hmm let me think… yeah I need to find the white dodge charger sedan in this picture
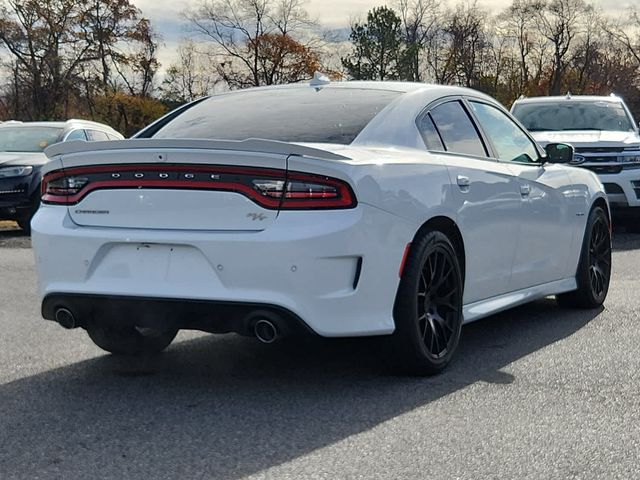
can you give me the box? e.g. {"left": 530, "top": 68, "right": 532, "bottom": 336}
{"left": 32, "top": 81, "right": 612, "bottom": 375}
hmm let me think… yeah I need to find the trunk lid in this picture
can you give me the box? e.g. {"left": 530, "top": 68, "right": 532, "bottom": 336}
{"left": 44, "top": 139, "right": 348, "bottom": 232}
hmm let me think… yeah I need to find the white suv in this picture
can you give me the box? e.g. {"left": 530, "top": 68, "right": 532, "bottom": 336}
{"left": 511, "top": 95, "right": 640, "bottom": 227}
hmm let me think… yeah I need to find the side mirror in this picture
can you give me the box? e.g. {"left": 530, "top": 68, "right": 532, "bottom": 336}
{"left": 545, "top": 143, "right": 574, "bottom": 164}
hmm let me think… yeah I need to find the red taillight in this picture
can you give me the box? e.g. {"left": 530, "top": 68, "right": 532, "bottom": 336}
{"left": 41, "top": 164, "right": 357, "bottom": 210}
{"left": 43, "top": 176, "right": 89, "bottom": 196}
{"left": 252, "top": 171, "right": 354, "bottom": 209}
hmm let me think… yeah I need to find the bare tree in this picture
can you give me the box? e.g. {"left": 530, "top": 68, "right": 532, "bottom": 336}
{"left": 112, "top": 18, "right": 160, "bottom": 96}
{"left": 0, "top": 0, "right": 94, "bottom": 118}
{"left": 421, "top": 1, "right": 490, "bottom": 86}
{"left": 605, "top": 8, "right": 640, "bottom": 68}
{"left": 82, "top": 0, "right": 143, "bottom": 91}
{"left": 535, "top": 0, "right": 592, "bottom": 95}
{"left": 397, "top": 0, "right": 440, "bottom": 81}
{"left": 0, "top": 0, "right": 161, "bottom": 120}
{"left": 484, "top": 21, "right": 511, "bottom": 100}
{"left": 185, "top": 0, "right": 321, "bottom": 88}
{"left": 571, "top": 7, "right": 603, "bottom": 93}
{"left": 444, "top": 1, "right": 490, "bottom": 88}
{"left": 499, "top": 0, "right": 546, "bottom": 93}
{"left": 161, "top": 40, "right": 221, "bottom": 103}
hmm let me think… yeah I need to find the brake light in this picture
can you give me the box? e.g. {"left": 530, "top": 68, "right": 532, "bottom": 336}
{"left": 43, "top": 176, "right": 89, "bottom": 196}
{"left": 252, "top": 180, "right": 338, "bottom": 199}
{"left": 41, "top": 164, "right": 356, "bottom": 210}
{"left": 253, "top": 171, "right": 354, "bottom": 208}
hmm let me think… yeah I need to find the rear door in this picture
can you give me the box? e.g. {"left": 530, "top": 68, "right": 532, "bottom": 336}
{"left": 467, "top": 99, "right": 575, "bottom": 288}
{"left": 421, "top": 99, "right": 522, "bottom": 304}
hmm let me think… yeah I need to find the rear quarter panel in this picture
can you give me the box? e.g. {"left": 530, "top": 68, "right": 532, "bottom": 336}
{"left": 289, "top": 148, "right": 454, "bottom": 231}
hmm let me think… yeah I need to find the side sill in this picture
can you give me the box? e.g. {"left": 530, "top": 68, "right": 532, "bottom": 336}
{"left": 462, "top": 278, "right": 577, "bottom": 324}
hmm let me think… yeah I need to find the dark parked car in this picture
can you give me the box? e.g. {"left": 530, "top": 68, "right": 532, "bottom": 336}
{"left": 0, "top": 120, "right": 123, "bottom": 233}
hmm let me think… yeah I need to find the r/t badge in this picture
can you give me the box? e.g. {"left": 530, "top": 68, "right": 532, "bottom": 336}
{"left": 247, "top": 213, "right": 268, "bottom": 221}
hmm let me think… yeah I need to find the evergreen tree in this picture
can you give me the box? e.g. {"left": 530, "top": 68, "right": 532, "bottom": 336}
{"left": 342, "top": 6, "right": 409, "bottom": 81}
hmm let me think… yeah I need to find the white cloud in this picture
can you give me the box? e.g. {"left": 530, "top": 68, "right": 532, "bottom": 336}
{"left": 143, "top": 0, "right": 633, "bottom": 68}
{"left": 140, "top": 0, "right": 626, "bottom": 25}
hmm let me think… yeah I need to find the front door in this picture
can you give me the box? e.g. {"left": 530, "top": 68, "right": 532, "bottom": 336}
{"left": 466, "top": 99, "right": 574, "bottom": 290}
{"left": 507, "top": 163, "right": 574, "bottom": 289}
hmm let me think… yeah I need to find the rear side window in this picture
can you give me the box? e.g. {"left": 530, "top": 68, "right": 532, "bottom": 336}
{"left": 65, "top": 129, "right": 87, "bottom": 141}
{"left": 87, "top": 130, "right": 109, "bottom": 141}
{"left": 429, "top": 101, "right": 488, "bottom": 157}
{"left": 418, "top": 114, "right": 445, "bottom": 151}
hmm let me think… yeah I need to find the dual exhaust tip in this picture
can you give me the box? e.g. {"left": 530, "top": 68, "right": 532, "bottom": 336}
{"left": 253, "top": 317, "right": 280, "bottom": 344}
{"left": 248, "top": 310, "right": 285, "bottom": 344}
{"left": 54, "top": 307, "right": 77, "bottom": 329}
{"left": 54, "top": 306, "right": 284, "bottom": 343}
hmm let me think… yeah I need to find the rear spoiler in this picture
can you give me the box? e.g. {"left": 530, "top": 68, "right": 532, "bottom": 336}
{"left": 45, "top": 138, "right": 349, "bottom": 162}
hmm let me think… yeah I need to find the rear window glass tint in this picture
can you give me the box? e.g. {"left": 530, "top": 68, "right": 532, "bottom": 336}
{"left": 152, "top": 87, "right": 402, "bottom": 144}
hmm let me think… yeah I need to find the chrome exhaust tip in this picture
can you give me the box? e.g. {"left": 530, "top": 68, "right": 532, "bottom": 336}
{"left": 54, "top": 307, "right": 76, "bottom": 329}
{"left": 254, "top": 319, "right": 278, "bottom": 344}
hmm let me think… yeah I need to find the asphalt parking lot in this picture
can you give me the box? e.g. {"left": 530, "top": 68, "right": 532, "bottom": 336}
{"left": 1, "top": 221, "right": 639, "bottom": 479}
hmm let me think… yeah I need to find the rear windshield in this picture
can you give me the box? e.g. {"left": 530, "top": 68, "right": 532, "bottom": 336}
{"left": 152, "top": 87, "right": 402, "bottom": 144}
{"left": 512, "top": 101, "right": 635, "bottom": 132}
{"left": 0, "top": 126, "right": 63, "bottom": 152}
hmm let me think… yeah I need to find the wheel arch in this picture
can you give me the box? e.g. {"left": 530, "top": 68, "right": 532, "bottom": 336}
{"left": 591, "top": 196, "right": 610, "bottom": 226}
{"left": 411, "top": 216, "right": 466, "bottom": 284}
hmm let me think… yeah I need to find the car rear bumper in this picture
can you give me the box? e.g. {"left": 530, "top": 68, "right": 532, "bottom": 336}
{"left": 32, "top": 203, "right": 415, "bottom": 337}
{"left": 42, "top": 293, "right": 315, "bottom": 336}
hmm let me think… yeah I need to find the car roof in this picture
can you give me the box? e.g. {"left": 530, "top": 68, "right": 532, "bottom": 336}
{"left": 0, "top": 119, "right": 120, "bottom": 133}
{"left": 207, "top": 80, "right": 494, "bottom": 99}
{"left": 513, "top": 95, "right": 624, "bottom": 105}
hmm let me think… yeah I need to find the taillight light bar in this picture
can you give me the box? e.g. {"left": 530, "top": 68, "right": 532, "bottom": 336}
{"left": 41, "top": 164, "right": 357, "bottom": 210}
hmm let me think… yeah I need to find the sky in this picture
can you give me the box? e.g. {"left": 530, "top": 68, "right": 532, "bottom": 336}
{"left": 134, "top": 0, "right": 633, "bottom": 69}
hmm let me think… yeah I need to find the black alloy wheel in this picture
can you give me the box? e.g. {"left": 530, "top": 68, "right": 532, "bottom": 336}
{"left": 587, "top": 214, "right": 611, "bottom": 302}
{"left": 417, "top": 248, "right": 461, "bottom": 359}
{"left": 391, "top": 230, "right": 464, "bottom": 375}
{"left": 557, "top": 206, "right": 611, "bottom": 308}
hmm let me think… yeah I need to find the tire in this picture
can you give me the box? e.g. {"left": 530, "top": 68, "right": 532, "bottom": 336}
{"left": 16, "top": 195, "right": 40, "bottom": 235}
{"left": 390, "top": 230, "right": 464, "bottom": 376}
{"left": 86, "top": 325, "right": 178, "bottom": 356}
{"left": 557, "top": 206, "right": 611, "bottom": 308}
{"left": 16, "top": 217, "right": 31, "bottom": 235}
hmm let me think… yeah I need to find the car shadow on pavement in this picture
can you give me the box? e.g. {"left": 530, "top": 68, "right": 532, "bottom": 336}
{"left": 611, "top": 231, "right": 640, "bottom": 252}
{"left": 0, "top": 298, "right": 602, "bottom": 479}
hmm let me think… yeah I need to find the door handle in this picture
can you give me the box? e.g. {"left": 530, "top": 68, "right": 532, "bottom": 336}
{"left": 520, "top": 184, "right": 531, "bottom": 197}
{"left": 457, "top": 175, "right": 470, "bottom": 191}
